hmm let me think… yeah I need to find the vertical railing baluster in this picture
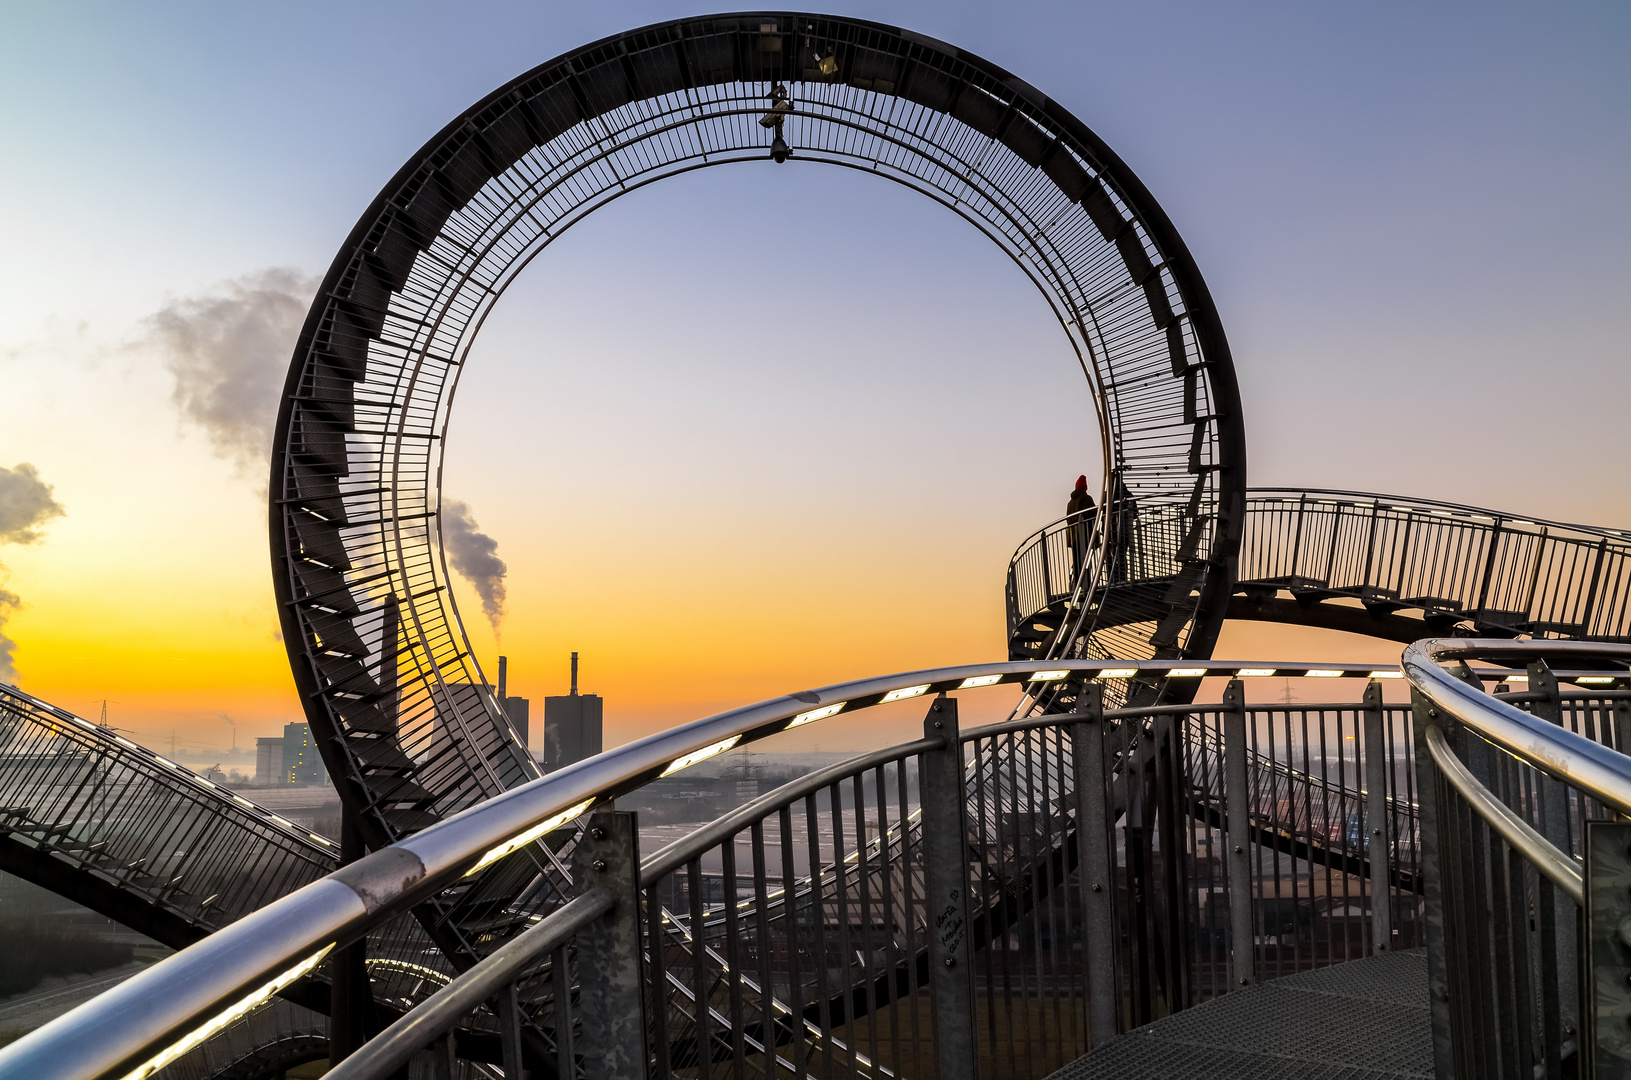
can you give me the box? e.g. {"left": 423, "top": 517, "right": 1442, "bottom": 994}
{"left": 827, "top": 778, "right": 858, "bottom": 1080}
{"left": 553, "top": 942, "right": 576, "bottom": 1080}
{"left": 1222, "top": 680, "right": 1255, "bottom": 991}
{"left": 921, "top": 694, "right": 976, "bottom": 1080}
{"left": 646, "top": 883, "right": 671, "bottom": 1080}
{"left": 720, "top": 835, "right": 747, "bottom": 1077}
{"left": 749, "top": 822, "right": 775, "bottom": 1080}
{"left": 871, "top": 762, "right": 904, "bottom": 1078}
{"left": 896, "top": 757, "right": 924, "bottom": 1080}
{"left": 495, "top": 982, "right": 525, "bottom": 1080}
{"left": 778, "top": 805, "right": 806, "bottom": 1080}
{"left": 687, "top": 860, "right": 713, "bottom": 1080}
{"left": 804, "top": 793, "right": 832, "bottom": 1080}
{"left": 1462, "top": 737, "right": 1499, "bottom": 1078}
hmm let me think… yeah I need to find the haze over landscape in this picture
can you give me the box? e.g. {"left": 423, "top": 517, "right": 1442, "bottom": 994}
{"left": 1, "top": 1, "right": 1626, "bottom": 757}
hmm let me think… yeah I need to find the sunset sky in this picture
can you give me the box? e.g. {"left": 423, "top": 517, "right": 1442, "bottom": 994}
{"left": 1, "top": 2, "right": 1626, "bottom": 756}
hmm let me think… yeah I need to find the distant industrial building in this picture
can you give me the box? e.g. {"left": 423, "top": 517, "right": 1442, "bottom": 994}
{"left": 497, "top": 655, "right": 530, "bottom": 747}
{"left": 255, "top": 737, "right": 281, "bottom": 785}
{"left": 254, "top": 723, "right": 328, "bottom": 787}
{"left": 543, "top": 652, "right": 602, "bottom": 772}
{"left": 283, "top": 722, "right": 325, "bottom": 786}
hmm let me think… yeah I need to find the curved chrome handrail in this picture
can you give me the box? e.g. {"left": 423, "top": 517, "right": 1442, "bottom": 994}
{"left": 1421, "top": 724, "right": 1583, "bottom": 904}
{"left": 1, "top": 655, "right": 1584, "bottom": 1080}
{"left": 1402, "top": 639, "right": 1631, "bottom": 816}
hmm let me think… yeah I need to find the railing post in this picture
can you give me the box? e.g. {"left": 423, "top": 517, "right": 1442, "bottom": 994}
{"left": 330, "top": 808, "right": 378, "bottom": 1068}
{"left": 1530, "top": 659, "right": 1581, "bottom": 1038}
{"left": 1362, "top": 680, "right": 1394, "bottom": 953}
{"left": 1585, "top": 821, "right": 1631, "bottom": 1076}
{"left": 427, "top": 1033, "right": 457, "bottom": 1080}
{"left": 1071, "top": 683, "right": 1118, "bottom": 1045}
{"left": 922, "top": 694, "right": 976, "bottom": 1080}
{"left": 1412, "top": 685, "right": 1457, "bottom": 1079}
{"left": 575, "top": 810, "right": 648, "bottom": 1080}
{"left": 1222, "top": 679, "right": 1255, "bottom": 990}
{"left": 494, "top": 984, "right": 525, "bottom": 1080}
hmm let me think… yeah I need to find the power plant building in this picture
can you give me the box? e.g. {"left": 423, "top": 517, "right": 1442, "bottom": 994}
{"left": 543, "top": 652, "right": 602, "bottom": 772}
{"left": 497, "top": 655, "right": 530, "bottom": 747}
{"left": 255, "top": 723, "right": 327, "bottom": 787}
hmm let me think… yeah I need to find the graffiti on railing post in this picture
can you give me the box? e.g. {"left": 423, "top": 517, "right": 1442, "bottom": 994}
{"left": 1221, "top": 679, "right": 1255, "bottom": 989}
{"left": 1361, "top": 681, "right": 1393, "bottom": 953}
{"left": 577, "top": 812, "right": 647, "bottom": 1080}
{"left": 1071, "top": 683, "right": 1118, "bottom": 1045}
{"left": 921, "top": 694, "right": 976, "bottom": 1080}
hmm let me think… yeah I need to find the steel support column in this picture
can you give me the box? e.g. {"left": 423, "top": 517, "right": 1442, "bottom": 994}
{"left": 1362, "top": 680, "right": 1394, "bottom": 953}
{"left": 922, "top": 694, "right": 976, "bottom": 1080}
{"left": 330, "top": 809, "right": 378, "bottom": 1068}
{"left": 1412, "top": 686, "right": 1457, "bottom": 1079}
{"left": 575, "top": 811, "right": 647, "bottom": 1080}
{"left": 1222, "top": 679, "right": 1255, "bottom": 989}
{"left": 1071, "top": 683, "right": 1118, "bottom": 1045}
{"left": 1530, "top": 659, "right": 1581, "bottom": 1037}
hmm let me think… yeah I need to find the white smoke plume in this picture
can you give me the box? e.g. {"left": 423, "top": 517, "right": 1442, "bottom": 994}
{"left": 148, "top": 268, "right": 318, "bottom": 478}
{"left": 0, "top": 463, "right": 65, "bottom": 544}
{"left": 441, "top": 499, "right": 507, "bottom": 638}
{"left": 0, "top": 462, "right": 66, "bottom": 683}
{"left": 0, "top": 587, "right": 21, "bottom": 686}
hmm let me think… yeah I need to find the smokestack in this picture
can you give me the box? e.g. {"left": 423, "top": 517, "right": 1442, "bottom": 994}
{"left": 498, "top": 655, "right": 508, "bottom": 701}
{"left": 570, "top": 652, "right": 578, "bottom": 697}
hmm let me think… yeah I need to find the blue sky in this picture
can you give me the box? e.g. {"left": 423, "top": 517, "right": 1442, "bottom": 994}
{"left": 4, "top": 2, "right": 1626, "bottom": 508}
{"left": 0, "top": 2, "right": 1626, "bottom": 747}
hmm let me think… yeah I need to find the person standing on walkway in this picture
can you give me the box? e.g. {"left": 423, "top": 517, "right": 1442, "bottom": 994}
{"left": 1066, "top": 475, "right": 1097, "bottom": 583}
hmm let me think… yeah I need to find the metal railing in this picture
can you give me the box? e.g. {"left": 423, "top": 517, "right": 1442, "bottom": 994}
{"left": 1243, "top": 490, "right": 1631, "bottom": 638}
{"left": 297, "top": 674, "right": 1436, "bottom": 1080}
{"left": 1007, "top": 490, "right": 1631, "bottom": 673}
{"left": 0, "top": 684, "right": 338, "bottom": 939}
{"left": 21, "top": 652, "right": 1628, "bottom": 1079}
{"left": 4, "top": 660, "right": 1435, "bottom": 1080}
{"left": 1404, "top": 638, "right": 1631, "bottom": 1079}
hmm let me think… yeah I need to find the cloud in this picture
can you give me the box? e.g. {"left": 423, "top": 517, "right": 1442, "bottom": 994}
{"left": 0, "top": 462, "right": 65, "bottom": 684}
{"left": 147, "top": 268, "right": 318, "bottom": 477}
{"left": 0, "top": 588, "right": 19, "bottom": 684}
{"left": 0, "top": 463, "right": 65, "bottom": 544}
{"left": 441, "top": 499, "right": 507, "bottom": 637}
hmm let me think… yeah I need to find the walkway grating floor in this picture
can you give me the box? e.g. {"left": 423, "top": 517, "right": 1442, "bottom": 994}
{"left": 1046, "top": 950, "right": 1432, "bottom": 1080}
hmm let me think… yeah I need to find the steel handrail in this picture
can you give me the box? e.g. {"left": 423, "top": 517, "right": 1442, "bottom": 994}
{"left": 1248, "top": 488, "right": 1630, "bottom": 541}
{"left": 640, "top": 736, "right": 944, "bottom": 886}
{"left": 2, "top": 658, "right": 1361, "bottom": 1080}
{"left": 323, "top": 888, "right": 613, "bottom": 1080}
{"left": 12, "top": 653, "right": 1606, "bottom": 1079}
{"left": 1422, "top": 724, "right": 1583, "bottom": 904}
{"left": 1402, "top": 639, "right": 1631, "bottom": 816}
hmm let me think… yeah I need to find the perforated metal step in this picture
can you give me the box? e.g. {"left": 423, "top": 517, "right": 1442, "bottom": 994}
{"left": 1048, "top": 950, "right": 1432, "bottom": 1080}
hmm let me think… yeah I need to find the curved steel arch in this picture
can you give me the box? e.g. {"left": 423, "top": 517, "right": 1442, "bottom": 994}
{"left": 270, "top": 11, "right": 1246, "bottom": 852}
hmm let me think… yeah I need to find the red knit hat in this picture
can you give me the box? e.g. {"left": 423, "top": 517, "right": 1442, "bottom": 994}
{"left": 1075, "top": 475, "right": 1088, "bottom": 491}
